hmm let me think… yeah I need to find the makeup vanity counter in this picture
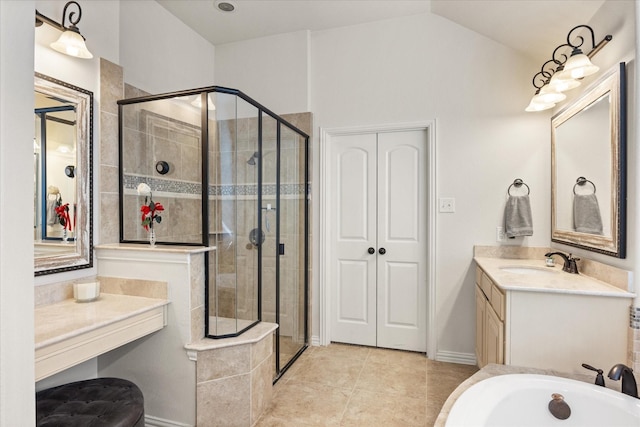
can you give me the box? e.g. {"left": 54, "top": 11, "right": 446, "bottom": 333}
{"left": 474, "top": 253, "right": 634, "bottom": 375}
{"left": 35, "top": 293, "right": 169, "bottom": 381}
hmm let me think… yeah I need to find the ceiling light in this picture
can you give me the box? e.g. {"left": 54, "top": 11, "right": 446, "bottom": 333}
{"left": 35, "top": 1, "right": 93, "bottom": 59}
{"left": 215, "top": 1, "right": 236, "bottom": 13}
{"left": 525, "top": 25, "right": 611, "bottom": 112}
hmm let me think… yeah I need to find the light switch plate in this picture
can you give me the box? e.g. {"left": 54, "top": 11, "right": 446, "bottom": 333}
{"left": 439, "top": 197, "right": 455, "bottom": 213}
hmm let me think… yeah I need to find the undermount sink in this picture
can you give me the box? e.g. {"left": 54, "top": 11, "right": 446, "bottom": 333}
{"left": 499, "top": 266, "right": 558, "bottom": 275}
{"left": 446, "top": 374, "right": 640, "bottom": 426}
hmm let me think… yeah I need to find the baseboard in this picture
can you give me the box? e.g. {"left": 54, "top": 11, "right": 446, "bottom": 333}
{"left": 435, "top": 350, "right": 477, "bottom": 366}
{"left": 311, "top": 335, "right": 321, "bottom": 346}
{"left": 145, "top": 415, "right": 193, "bottom": 427}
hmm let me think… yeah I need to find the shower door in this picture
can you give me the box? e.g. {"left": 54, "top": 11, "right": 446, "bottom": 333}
{"left": 261, "top": 114, "right": 308, "bottom": 378}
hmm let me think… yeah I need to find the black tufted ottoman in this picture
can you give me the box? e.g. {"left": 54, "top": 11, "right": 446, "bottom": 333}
{"left": 36, "top": 377, "right": 144, "bottom": 427}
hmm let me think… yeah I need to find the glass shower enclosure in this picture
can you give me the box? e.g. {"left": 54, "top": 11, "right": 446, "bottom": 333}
{"left": 118, "top": 86, "right": 309, "bottom": 380}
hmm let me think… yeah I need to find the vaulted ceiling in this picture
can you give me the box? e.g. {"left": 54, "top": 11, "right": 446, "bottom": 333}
{"left": 157, "top": 0, "right": 605, "bottom": 62}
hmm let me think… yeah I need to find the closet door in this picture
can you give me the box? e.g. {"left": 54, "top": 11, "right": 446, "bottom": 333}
{"left": 376, "top": 130, "right": 427, "bottom": 351}
{"left": 329, "top": 130, "right": 427, "bottom": 352}
{"left": 330, "top": 133, "right": 378, "bottom": 346}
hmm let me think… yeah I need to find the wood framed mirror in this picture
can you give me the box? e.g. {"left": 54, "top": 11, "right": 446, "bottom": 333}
{"left": 551, "top": 63, "right": 626, "bottom": 258}
{"left": 34, "top": 73, "right": 93, "bottom": 275}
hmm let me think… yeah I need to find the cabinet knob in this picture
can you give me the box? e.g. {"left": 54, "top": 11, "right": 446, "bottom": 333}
{"left": 378, "top": 248, "right": 386, "bottom": 255}
{"left": 368, "top": 247, "right": 375, "bottom": 255}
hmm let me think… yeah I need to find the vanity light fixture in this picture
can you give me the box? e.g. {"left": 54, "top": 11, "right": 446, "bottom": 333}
{"left": 35, "top": 1, "right": 93, "bottom": 59}
{"left": 525, "top": 25, "right": 611, "bottom": 112}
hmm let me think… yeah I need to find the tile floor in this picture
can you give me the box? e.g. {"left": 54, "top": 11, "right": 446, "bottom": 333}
{"left": 256, "top": 343, "right": 478, "bottom": 426}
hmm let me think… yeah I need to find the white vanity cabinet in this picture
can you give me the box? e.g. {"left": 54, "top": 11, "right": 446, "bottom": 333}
{"left": 475, "top": 268, "right": 505, "bottom": 368}
{"left": 474, "top": 260, "right": 633, "bottom": 374}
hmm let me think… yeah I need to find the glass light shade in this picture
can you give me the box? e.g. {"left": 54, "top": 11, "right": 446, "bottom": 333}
{"left": 557, "top": 50, "right": 599, "bottom": 80}
{"left": 50, "top": 29, "right": 93, "bottom": 59}
{"left": 532, "top": 85, "right": 566, "bottom": 104}
{"left": 548, "top": 72, "right": 581, "bottom": 92}
{"left": 525, "top": 98, "right": 555, "bottom": 112}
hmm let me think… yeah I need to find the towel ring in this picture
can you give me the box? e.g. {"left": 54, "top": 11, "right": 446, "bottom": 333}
{"left": 507, "top": 178, "right": 530, "bottom": 196}
{"left": 573, "top": 177, "right": 596, "bottom": 195}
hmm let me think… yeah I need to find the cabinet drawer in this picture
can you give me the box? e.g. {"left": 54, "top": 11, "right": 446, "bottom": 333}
{"left": 490, "top": 283, "right": 505, "bottom": 321}
{"left": 475, "top": 267, "right": 483, "bottom": 287}
{"left": 480, "top": 272, "right": 493, "bottom": 298}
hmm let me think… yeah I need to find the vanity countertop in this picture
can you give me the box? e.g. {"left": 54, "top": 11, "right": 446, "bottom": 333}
{"left": 35, "top": 293, "right": 169, "bottom": 381}
{"left": 474, "top": 257, "right": 635, "bottom": 298}
{"left": 35, "top": 293, "right": 169, "bottom": 348}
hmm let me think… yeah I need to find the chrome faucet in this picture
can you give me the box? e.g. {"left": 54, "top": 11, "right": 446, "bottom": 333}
{"left": 544, "top": 251, "right": 580, "bottom": 274}
{"left": 608, "top": 363, "right": 638, "bottom": 398}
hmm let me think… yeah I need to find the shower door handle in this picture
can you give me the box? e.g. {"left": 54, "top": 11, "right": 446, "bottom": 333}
{"left": 368, "top": 247, "right": 375, "bottom": 255}
{"left": 378, "top": 248, "right": 386, "bottom": 255}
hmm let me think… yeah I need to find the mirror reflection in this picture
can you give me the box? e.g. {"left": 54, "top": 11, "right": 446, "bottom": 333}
{"left": 551, "top": 63, "right": 626, "bottom": 258}
{"left": 34, "top": 73, "right": 93, "bottom": 275}
{"left": 35, "top": 93, "right": 77, "bottom": 245}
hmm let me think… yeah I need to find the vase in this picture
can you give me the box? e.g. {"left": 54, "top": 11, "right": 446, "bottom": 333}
{"left": 149, "top": 228, "right": 156, "bottom": 246}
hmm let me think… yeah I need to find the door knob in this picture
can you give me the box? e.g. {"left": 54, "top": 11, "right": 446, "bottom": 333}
{"left": 378, "top": 248, "right": 386, "bottom": 255}
{"left": 368, "top": 247, "right": 375, "bottom": 254}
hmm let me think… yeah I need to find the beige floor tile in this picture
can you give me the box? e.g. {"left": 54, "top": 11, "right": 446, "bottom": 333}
{"left": 258, "top": 380, "right": 352, "bottom": 426}
{"left": 260, "top": 344, "right": 478, "bottom": 426}
{"left": 356, "top": 356, "right": 427, "bottom": 398}
{"left": 341, "top": 388, "right": 428, "bottom": 426}
{"left": 287, "top": 351, "right": 366, "bottom": 389}
{"left": 366, "top": 347, "right": 427, "bottom": 369}
{"left": 426, "top": 360, "right": 478, "bottom": 402}
{"left": 310, "top": 342, "right": 372, "bottom": 360}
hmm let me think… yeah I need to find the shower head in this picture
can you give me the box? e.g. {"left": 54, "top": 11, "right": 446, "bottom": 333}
{"left": 247, "top": 152, "right": 259, "bottom": 165}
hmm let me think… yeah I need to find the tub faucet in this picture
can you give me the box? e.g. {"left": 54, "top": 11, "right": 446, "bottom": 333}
{"left": 544, "top": 251, "right": 580, "bottom": 274}
{"left": 607, "top": 363, "right": 638, "bottom": 398}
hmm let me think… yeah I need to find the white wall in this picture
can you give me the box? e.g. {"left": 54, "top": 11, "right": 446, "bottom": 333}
{"left": 120, "top": 0, "right": 216, "bottom": 94}
{"left": 215, "top": 30, "right": 310, "bottom": 113}
{"left": 0, "top": 1, "right": 37, "bottom": 423}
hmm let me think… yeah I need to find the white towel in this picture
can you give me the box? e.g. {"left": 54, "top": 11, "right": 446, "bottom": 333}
{"left": 46, "top": 199, "right": 58, "bottom": 225}
{"left": 573, "top": 193, "right": 603, "bottom": 235}
{"left": 504, "top": 195, "right": 533, "bottom": 238}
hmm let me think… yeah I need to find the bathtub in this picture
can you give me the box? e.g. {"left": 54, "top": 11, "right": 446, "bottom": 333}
{"left": 445, "top": 374, "right": 640, "bottom": 426}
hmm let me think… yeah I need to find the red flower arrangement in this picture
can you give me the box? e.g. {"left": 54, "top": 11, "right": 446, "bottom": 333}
{"left": 55, "top": 202, "right": 72, "bottom": 231}
{"left": 140, "top": 200, "right": 164, "bottom": 231}
{"left": 137, "top": 183, "right": 164, "bottom": 231}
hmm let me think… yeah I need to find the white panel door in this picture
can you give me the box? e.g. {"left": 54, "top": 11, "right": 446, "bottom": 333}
{"left": 330, "top": 133, "right": 378, "bottom": 346}
{"left": 376, "top": 130, "right": 427, "bottom": 351}
{"left": 330, "top": 130, "right": 427, "bottom": 352}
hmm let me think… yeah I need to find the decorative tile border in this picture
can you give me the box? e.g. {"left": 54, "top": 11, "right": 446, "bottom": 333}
{"left": 124, "top": 174, "right": 308, "bottom": 197}
{"left": 631, "top": 306, "right": 640, "bottom": 329}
